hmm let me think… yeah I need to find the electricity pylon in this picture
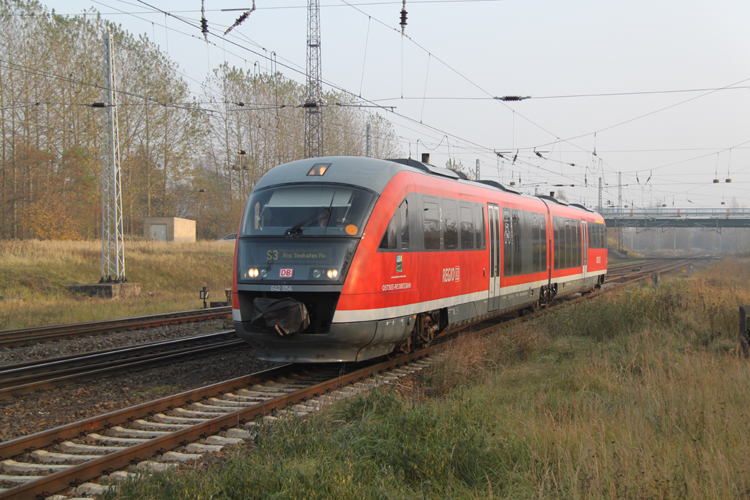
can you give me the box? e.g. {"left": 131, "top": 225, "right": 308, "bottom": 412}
{"left": 100, "top": 33, "right": 126, "bottom": 283}
{"left": 304, "top": 0, "right": 323, "bottom": 158}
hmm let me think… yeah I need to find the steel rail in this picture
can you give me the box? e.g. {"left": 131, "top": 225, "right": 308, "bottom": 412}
{"left": 0, "top": 331, "right": 238, "bottom": 380}
{"left": 0, "top": 307, "right": 231, "bottom": 348}
{"left": 0, "top": 339, "right": 246, "bottom": 399}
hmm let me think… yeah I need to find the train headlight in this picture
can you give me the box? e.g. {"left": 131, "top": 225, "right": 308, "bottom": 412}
{"left": 248, "top": 268, "right": 259, "bottom": 278}
{"left": 327, "top": 269, "right": 338, "bottom": 279}
{"left": 313, "top": 269, "right": 321, "bottom": 278}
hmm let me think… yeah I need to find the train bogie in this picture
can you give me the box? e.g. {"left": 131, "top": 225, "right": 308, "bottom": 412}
{"left": 232, "top": 156, "right": 607, "bottom": 362}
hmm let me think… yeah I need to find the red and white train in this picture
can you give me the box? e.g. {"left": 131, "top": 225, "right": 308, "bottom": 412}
{"left": 231, "top": 156, "right": 607, "bottom": 362}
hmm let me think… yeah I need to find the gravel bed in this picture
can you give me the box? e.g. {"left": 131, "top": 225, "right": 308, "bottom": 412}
{"left": 0, "top": 318, "right": 232, "bottom": 366}
{"left": 0, "top": 320, "right": 278, "bottom": 443}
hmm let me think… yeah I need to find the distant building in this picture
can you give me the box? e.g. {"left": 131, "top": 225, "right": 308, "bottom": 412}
{"left": 143, "top": 217, "right": 196, "bottom": 242}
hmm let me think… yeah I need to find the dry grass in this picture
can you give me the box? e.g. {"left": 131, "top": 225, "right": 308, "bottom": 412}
{"left": 0, "top": 239, "right": 234, "bottom": 329}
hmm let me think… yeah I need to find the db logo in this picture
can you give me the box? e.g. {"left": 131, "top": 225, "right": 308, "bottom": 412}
{"left": 279, "top": 268, "right": 294, "bottom": 278}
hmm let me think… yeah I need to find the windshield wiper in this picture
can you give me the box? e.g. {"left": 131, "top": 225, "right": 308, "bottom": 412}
{"left": 285, "top": 207, "right": 331, "bottom": 237}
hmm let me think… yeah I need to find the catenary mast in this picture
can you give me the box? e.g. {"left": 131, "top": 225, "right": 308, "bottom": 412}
{"left": 100, "top": 33, "right": 125, "bottom": 283}
{"left": 304, "top": 0, "right": 323, "bottom": 158}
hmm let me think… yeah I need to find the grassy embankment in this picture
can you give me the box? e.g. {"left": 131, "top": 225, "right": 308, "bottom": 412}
{"left": 0, "top": 240, "right": 234, "bottom": 330}
{"left": 109, "top": 257, "right": 750, "bottom": 499}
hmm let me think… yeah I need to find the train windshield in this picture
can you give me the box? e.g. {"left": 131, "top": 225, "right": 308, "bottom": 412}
{"left": 241, "top": 184, "right": 376, "bottom": 237}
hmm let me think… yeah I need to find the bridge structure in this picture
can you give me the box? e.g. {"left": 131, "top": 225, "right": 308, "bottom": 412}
{"left": 600, "top": 207, "right": 750, "bottom": 229}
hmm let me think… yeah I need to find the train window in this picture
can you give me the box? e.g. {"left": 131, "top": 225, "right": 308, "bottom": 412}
{"left": 540, "top": 216, "right": 547, "bottom": 270}
{"left": 503, "top": 208, "right": 512, "bottom": 276}
{"left": 400, "top": 200, "right": 410, "bottom": 250}
{"left": 423, "top": 198, "right": 440, "bottom": 250}
{"left": 443, "top": 200, "right": 458, "bottom": 250}
{"left": 379, "top": 212, "right": 398, "bottom": 249}
{"left": 512, "top": 212, "right": 522, "bottom": 275}
{"left": 475, "top": 205, "right": 486, "bottom": 249}
{"left": 570, "top": 220, "right": 581, "bottom": 267}
{"left": 460, "top": 206, "right": 474, "bottom": 249}
{"left": 568, "top": 222, "right": 572, "bottom": 267}
{"left": 241, "top": 184, "right": 375, "bottom": 237}
{"left": 532, "top": 216, "right": 540, "bottom": 273}
{"left": 553, "top": 217, "right": 560, "bottom": 269}
{"left": 589, "top": 222, "right": 606, "bottom": 249}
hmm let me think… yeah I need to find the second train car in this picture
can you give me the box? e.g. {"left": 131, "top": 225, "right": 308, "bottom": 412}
{"left": 231, "top": 156, "right": 607, "bottom": 362}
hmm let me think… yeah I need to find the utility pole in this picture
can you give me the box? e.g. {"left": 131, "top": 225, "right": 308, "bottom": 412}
{"left": 475, "top": 159, "right": 480, "bottom": 180}
{"left": 304, "top": 0, "right": 323, "bottom": 158}
{"left": 101, "top": 33, "right": 125, "bottom": 283}
{"left": 598, "top": 177, "right": 602, "bottom": 213}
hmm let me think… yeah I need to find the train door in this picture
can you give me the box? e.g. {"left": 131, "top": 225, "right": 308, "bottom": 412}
{"left": 487, "top": 204, "right": 501, "bottom": 311}
{"left": 581, "top": 220, "right": 588, "bottom": 278}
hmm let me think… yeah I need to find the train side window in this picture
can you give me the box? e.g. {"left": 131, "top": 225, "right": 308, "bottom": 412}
{"left": 503, "top": 208, "right": 512, "bottom": 276}
{"left": 460, "top": 205, "right": 474, "bottom": 249}
{"left": 565, "top": 220, "right": 572, "bottom": 269}
{"left": 443, "top": 199, "right": 458, "bottom": 250}
{"left": 553, "top": 217, "right": 560, "bottom": 269}
{"left": 512, "top": 211, "right": 522, "bottom": 275}
{"left": 532, "top": 215, "right": 540, "bottom": 273}
{"left": 423, "top": 198, "right": 440, "bottom": 250}
{"left": 379, "top": 211, "right": 398, "bottom": 250}
{"left": 570, "top": 220, "right": 581, "bottom": 267}
{"left": 399, "top": 200, "right": 410, "bottom": 250}
{"left": 540, "top": 215, "right": 547, "bottom": 270}
{"left": 475, "top": 205, "right": 485, "bottom": 249}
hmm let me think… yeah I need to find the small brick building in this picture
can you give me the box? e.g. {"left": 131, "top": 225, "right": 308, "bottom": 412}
{"left": 143, "top": 217, "right": 196, "bottom": 242}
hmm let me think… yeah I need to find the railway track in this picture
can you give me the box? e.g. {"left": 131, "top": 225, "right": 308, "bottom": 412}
{"left": 0, "top": 307, "right": 231, "bottom": 348}
{"left": 0, "top": 258, "right": 705, "bottom": 498}
{"left": 606, "top": 257, "right": 697, "bottom": 283}
{"left": 0, "top": 353, "right": 442, "bottom": 499}
{"left": 0, "top": 332, "right": 245, "bottom": 400}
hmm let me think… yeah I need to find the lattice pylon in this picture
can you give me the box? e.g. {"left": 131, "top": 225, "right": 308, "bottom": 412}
{"left": 101, "top": 33, "right": 126, "bottom": 283}
{"left": 304, "top": 0, "right": 323, "bottom": 159}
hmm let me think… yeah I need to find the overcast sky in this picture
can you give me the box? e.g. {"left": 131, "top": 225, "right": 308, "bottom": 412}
{"left": 43, "top": 0, "right": 750, "bottom": 211}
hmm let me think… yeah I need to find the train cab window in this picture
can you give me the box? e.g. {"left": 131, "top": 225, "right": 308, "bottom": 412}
{"left": 460, "top": 205, "right": 474, "bottom": 249}
{"left": 399, "top": 200, "right": 410, "bottom": 250}
{"left": 423, "top": 198, "right": 440, "bottom": 250}
{"left": 474, "top": 205, "right": 486, "bottom": 249}
{"left": 589, "top": 222, "right": 606, "bottom": 249}
{"left": 379, "top": 199, "right": 411, "bottom": 251}
{"left": 379, "top": 212, "right": 398, "bottom": 249}
{"left": 442, "top": 200, "right": 458, "bottom": 250}
{"left": 242, "top": 184, "right": 375, "bottom": 237}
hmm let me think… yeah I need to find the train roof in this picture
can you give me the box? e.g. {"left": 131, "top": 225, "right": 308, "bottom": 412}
{"left": 255, "top": 156, "right": 601, "bottom": 217}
